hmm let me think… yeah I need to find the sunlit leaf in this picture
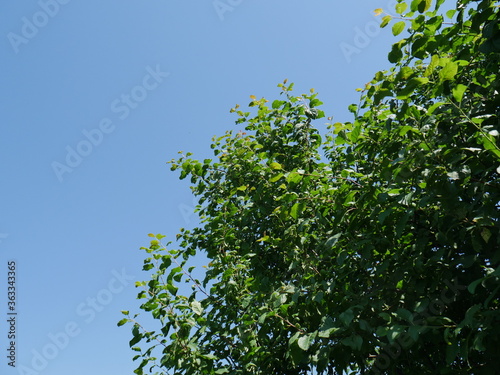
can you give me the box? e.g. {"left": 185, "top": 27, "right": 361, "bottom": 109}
{"left": 392, "top": 21, "right": 406, "bottom": 36}
{"left": 380, "top": 15, "right": 392, "bottom": 28}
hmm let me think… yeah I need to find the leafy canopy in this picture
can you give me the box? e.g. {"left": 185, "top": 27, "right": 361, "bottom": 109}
{"left": 119, "top": 0, "right": 500, "bottom": 374}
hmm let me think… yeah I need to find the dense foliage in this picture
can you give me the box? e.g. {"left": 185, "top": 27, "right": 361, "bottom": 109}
{"left": 119, "top": 0, "right": 500, "bottom": 373}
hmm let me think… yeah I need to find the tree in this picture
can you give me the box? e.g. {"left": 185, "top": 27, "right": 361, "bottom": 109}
{"left": 119, "top": 0, "right": 500, "bottom": 373}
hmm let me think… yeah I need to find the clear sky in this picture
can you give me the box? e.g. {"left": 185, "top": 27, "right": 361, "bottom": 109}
{"left": 1, "top": 1, "right": 401, "bottom": 374}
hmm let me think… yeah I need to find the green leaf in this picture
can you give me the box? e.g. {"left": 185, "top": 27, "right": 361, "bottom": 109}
{"left": 286, "top": 172, "right": 303, "bottom": 184}
{"left": 117, "top": 318, "right": 129, "bottom": 327}
{"left": 395, "top": 308, "right": 413, "bottom": 322}
{"left": 272, "top": 100, "right": 284, "bottom": 109}
{"left": 379, "top": 312, "right": 391, "bottom": 322}
{"left": 298, "top": 334, "right": 313, "bottom": 351}
{"left": 411, "top": 0, "right": 431, "bottom": 13}
{"left": 380, "top": 15, "right": 392, "bottom": 28}
{"left": 290, "top": 202, "right": 305, "bottom": 219}
{"left": 378, "top": 209, "right": 393, "bottom": 224}
{"left": 270, "top": 162, "right": 283, "bottom": 170}
{"left": 340, "top": 309, "right": 354, "bottom": 326}
{"left": 376, "top": 326, "right": 388, "bottom": 337}
{"left": 481, "top": 228, "right": 492, "bottom": 243}
{"left": 395, "top": 3, "right": 408, "bottom": 14}
{"left": 341, "top": 335, "right": 363, "bottom": 350}
{"left": 387, "top": 325, "right": 405, "bottom": 343}
{"left": 388, "top": 189, "right": 401, "bottom": 196}
{"left": 143, "top": 263, "right": 154, "bottom": 271}
{"left": 129, "top": 326, "right": 143, "bottom": 347}
{"left": 411, "top": 14, "right": 426, "bottom": 30}
{"left": 473, "top": 333, "right": 486, "bottom": 351}
{"left": 439, "top": 61, "right": 458, "bottom": 81}
{"left": 392, "top": 21, "right": 406, "bottom": 36}
{"left": 424, "top": 54, "right": 440, "bottom": 76}
{"left": 270, "top": 173, "right": 284, "bottom": 183}
{"left": 289, "top": 331, "right": 301, "bottom": 346}
{"left": 337, "top": 250, "right": 348, "bottom": 266}
{"left": 399, "top": 125, "right": 417, "bottom": 136}
{"left": 452, "top": 84, "right": 467, "bottom": 102}
{"left": 166, "top": 283, "right": 178, "bottom": 295}
{"left": 408, "top": 326, "right": 421, "bottom": 341}
{"left": 479, "top": 134, "right": 500, "bottom": 160}
{"left": 398, "top": 66, "right": 414, "bottom": 80}
{"left": 397, "top": 77, "right": 429, "bottom": 98}
{"left": 350, "top": 125, "right": 361, "bottom": 143}
{"left": 468, "top": 278, "right": 484, "bottom": 294}
{"left": 388, "top": 41, "right": 404, "bottom": 63}
{"left": 435, "top": 0, "right": 446, "bottom": 10}
{"left": 191, "top": 300, "right": 203, "bottom": 315}
{"left": 257, "top": 312, "right": 269, "bottom": 324}
{"left": 257, "top": 235, "right": 270, "bottom": 242}
{"left": 319, "top": 316, "right": 338, "bottom": 338}
{"left": 427, "top": 101, "right": 445, "bottom": 115}
{"left": 325, "top": 233, "right": 342, "bottom": 248}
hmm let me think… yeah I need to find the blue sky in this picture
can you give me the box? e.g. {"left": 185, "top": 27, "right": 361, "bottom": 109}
{"left": 1, "top": 1, "right": 401, "bottom": 374}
